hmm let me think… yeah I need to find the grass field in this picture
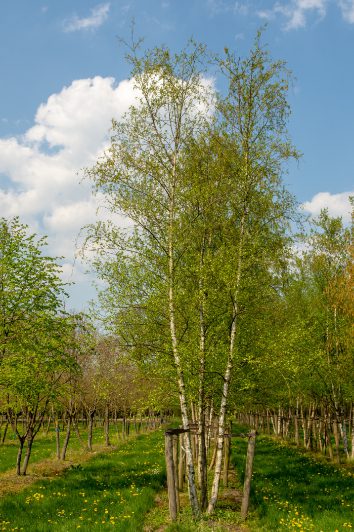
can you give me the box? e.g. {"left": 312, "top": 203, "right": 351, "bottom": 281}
{"left": 232, "top": 433, "right": 354, "bottom": 531}
{"left": 0, "top": 425, "right": 353, "bottom": 531}
{"left": 0, "top": 421, "right": 135, "bottom": 476}
{"left": 0, "top": 429, "right": 165, "bottom": 531}
{"left": 145, "top": 430, "right": 354, "bottom": 532}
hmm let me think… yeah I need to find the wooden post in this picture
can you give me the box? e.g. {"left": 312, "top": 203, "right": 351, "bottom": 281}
{"left": 165, "top": 431, "right": 177, "bottom": 521}
{"left": 241, "top": 430, "right": 256, "bottom": 520}
{"left": 172, "top": 435, "right": 180, "bottom": 513}
{"left": 223, "top": 434, "right": 230, "bottom": 487}
{"left": 178, "top": 433, "right": 185, "bottom": 491}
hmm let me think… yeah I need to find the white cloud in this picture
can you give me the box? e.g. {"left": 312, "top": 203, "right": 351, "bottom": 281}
{"left": 0, "top": 72, "right": 215, "bottom": 309}
{"left": 258, "top": 0, "right": 326, "bottom": 30}
{"left": 0, "top": 76, "right": 137, "bottom": 306}
{"left": 338, "top": 0, "right": 354, "bottom": 22}
{"left": 63, "top": 3, "right": 110, "bottom": 32}
{"left": 302, "top": 191, "right": 353, "bottom": 223}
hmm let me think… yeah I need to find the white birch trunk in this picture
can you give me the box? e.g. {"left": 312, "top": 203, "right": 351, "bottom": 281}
{"left": 168, "top": 174, "right": 200, "bottom": 517}
{"left": 207, "top": 213, "right": 245, "bottom": 514}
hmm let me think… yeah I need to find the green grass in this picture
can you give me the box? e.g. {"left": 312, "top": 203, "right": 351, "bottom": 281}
{"left": 0, "top": 430, "right": 166, "bottom": 530}
{"left": 2, "top": 424, "right": 353, "bottom": 531}
{"left": 232, "top": 431, "right": 354, "bottom": 531}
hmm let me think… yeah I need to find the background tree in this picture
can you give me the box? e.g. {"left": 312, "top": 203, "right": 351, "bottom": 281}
{"left": 0, "top": 217, "right": 78, "bottom": 474}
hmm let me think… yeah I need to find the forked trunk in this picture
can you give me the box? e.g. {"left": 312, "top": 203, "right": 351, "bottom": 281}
{"left": 207, "top": 212, "right": 245, "bottom": 514}
{"left": 207, "top": 359, "right": 232, "bottom": 513}
{"left": 168, "top": 182, "right": 199, "bottom": 518}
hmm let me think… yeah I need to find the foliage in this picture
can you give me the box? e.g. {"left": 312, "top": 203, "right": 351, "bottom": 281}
{"left": 0, "top": 217, "right": 80, "bottom": 474}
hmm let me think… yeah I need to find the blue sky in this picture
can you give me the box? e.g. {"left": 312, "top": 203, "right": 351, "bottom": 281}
{"left": 0, "top": 0, "right": 353, "bottom": 309}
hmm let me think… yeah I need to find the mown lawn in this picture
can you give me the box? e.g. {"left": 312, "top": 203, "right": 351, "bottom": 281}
{"left": 0, "top": 430, "right": 166, "bottom": 531}
{"left": 232, "top": 433, "right": 354, "bottom": 531}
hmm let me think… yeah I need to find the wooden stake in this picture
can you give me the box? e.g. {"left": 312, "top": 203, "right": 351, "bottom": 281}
{"left": 223, "top": 435, "right": 230, "bottom": 487}
{"left": 241, "top": 430, "right": 256, "bottom": 520}
{"left": 165, "top": 432, "right": 178, "bottom": 521}
{"left": 173, "top": 435, "right": 180, "bottom": 513}
{"left": 178, "top": 433, "right": 185, "bottom": 491}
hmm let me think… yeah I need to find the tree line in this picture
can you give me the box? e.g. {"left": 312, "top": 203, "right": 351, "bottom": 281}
{"left": 0, "top": 217, "right": 169, "bottom": 474}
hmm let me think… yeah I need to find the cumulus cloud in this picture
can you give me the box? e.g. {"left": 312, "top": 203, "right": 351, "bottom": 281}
{"left": 63, "top": 3, "right": 110, "bottom": 32}
{"left": 0, "top": 76, "right": 137, "bottom": 306}
{"left": 0, "top": 71, "right": 216, "bottom": 309}
{"left": 302, "top": 191, "right": 353, "bottom": 223}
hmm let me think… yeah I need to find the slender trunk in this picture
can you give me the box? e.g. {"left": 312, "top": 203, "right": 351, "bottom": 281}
{"left": 1, "top": 420, "right": 9, "bottom": 445}
{"left": 55, "top": 417, "right": 61, "bottom": 459}
{"left": 198, "top": 251, "right": 208, "bottom": 511}
{"left": 16, "top": 438, "right": 25, "bottom": 476}
{"left": 266, "top": 409, "right": 270, "bottom": 435}
{"left": 44, "top": 415, "right": 51, "bottom": 436}
{"left": 22, "top": 408, "right": 47, "bottom": 475}
{"left": 333, "top": 419, "right": 340, "bottom": 463}
{"left": 301, "top": 406, "right": 307, "bottom": 448}
{"left": 87, "top": 410, "right": 95, "bottom": 451}
{"left": 207, "top": 212, "right": 245, "bottom": 515}
{"left": 172, "top": 435, "right": 180, "bottom": 514}
{"left": 206, "top": 402, "right": 214, "bottom": 453}
{"left": 22, "top": 435, "right": 35, "bottom": 475}
{"left": 208, "top": 436, "right": 217, "bottom": 471}
{"left": 61, "top": 417, "right": 71, "bottom": 460}
{"left": 198, "top": 417, "right": 207, "bottom": 511}
{"left": 341, "top": 422, "right": 349, "bottom": 459}
{"left": 168, "top": 177, "right": 199, "bottom": 518}
{"left": 165, "top": 432, "right": 178, "bottom": 521}
{"left": 295, "top": 399, "right": 299, "bottom": 446}
{"left": 207, "top": 359, "right": 233, "bottom": 514}
{"left": 73, "top": 417, "right": 84, "bottom": 447}
{"left": 104, "top": 404, "right": 110, "bottom": 446}
{"left": 325, "top": 415, "right": 334, "bottom": 460}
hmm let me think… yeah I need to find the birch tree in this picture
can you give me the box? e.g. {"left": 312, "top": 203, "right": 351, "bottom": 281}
{"left": 86, "top": 35, "right": 298, "bottom": 515}
{"left": 206, "top": 36, "right": 298, "bottom": 512}
{"left": 86, "top": 41, "right": 213, "bottom": 516}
